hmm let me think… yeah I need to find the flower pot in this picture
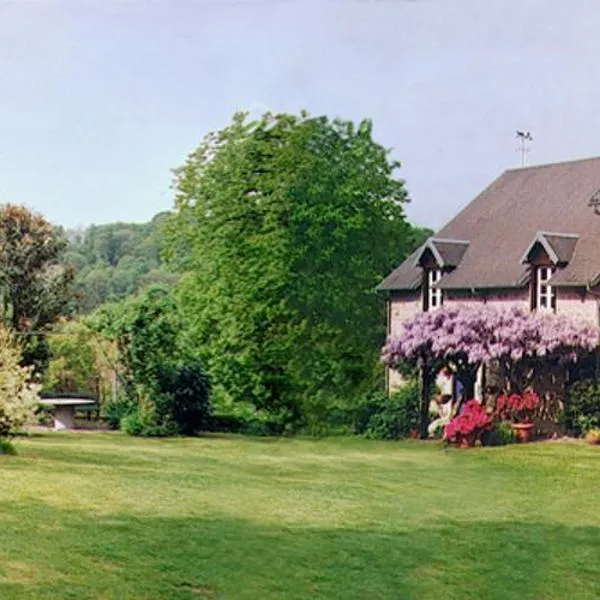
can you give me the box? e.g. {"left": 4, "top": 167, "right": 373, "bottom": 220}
{"left": 511, "top": 422, "right": 535, "bottom": 443}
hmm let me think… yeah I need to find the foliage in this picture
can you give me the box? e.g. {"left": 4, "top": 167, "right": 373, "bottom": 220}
{"left": 164, "top": 110, "right": 426, "bottom": 424}
{"left": 102, "top": 396, "right": 136, "bottom": 430}
{"left": 483, "top": 421, "right": 516, "bottom": 446}
{"left": 355, "top": 383, "right": 420, "bottom": 440}
{"left": 154, "top": 362, "right": 211, "bottom": 435}
{"left": 0, "top": 438, "right": 15, "bottom": 455}
{"left": 383, "top": 306, "right": 599, "bottom": 371}
{"left": 65, "top": 213, "right": 178, "bottom": 313}
{"left": 0, "top": 205, "right": 76, "bottom": 369}
{"left": 91, "top": 287, "right": 211, "bottom": 436}
{"left": 585, "top": 428, "right": 600, "bottom": 445}
{"left": 119, "top": 412, "right": 144, "bottom": 436}
{"left": 564, "top": 379, "right": 600, "bottom": 434}
{"left": 0, "top": 325, "right": 40, "bottom": 436}
{"left": 43, "top": 318, "right": 119, "bottom": 423}
{"left": 496, "top": 391, "right": 541, "bottom": 424}
{"left": 444, "top": 400, "right": 492, "bottom": 446}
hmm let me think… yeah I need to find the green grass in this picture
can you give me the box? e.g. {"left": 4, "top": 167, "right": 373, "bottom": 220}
{"left": 2, "top": 434, "right": 600, "bottom": 599}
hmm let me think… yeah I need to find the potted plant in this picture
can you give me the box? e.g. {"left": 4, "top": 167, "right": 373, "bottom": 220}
{"left": 585, "top": 428, "right": 600, "bottom": 445}
{"left": 495, "top": 391, "right": 541, "bottom": 443}
{"left": 444, "top": 400, "right": 492, "bottom": 448}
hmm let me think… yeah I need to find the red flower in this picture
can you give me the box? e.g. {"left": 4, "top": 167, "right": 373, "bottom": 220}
{"left": 444, "top": 399, "right": 492, "bottom": 446}
{"left": 495, "top": 391, "right": 540, "bottom": 423}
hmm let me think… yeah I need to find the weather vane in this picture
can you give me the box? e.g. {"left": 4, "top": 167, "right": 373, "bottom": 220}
{"left": 516, "top": 131, "right": 533, "bottom": 167}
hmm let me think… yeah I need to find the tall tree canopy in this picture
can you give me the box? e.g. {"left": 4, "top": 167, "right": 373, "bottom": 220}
{"left": 165, "top": 111, "right": 425, "bottom": 424}
{"left": 65, "top": 212, "right": 178, "bottom": 312}
{"left": 0, "top": 205, "right": 76, "bottom": 368}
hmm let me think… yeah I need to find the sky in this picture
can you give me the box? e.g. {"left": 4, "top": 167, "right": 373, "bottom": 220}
{"left": 1, "top": 0, "right": 599, "bottom": 230}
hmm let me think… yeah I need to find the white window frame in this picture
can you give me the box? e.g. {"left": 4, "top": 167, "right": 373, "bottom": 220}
{"left": 428, "top": 269, "right": 443, "bottom": 311}
{"left": 536, "top": 266, "right": 556, "bottom": 312}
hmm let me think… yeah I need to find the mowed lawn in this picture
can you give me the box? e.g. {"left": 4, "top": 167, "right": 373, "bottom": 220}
{"left": 2, "top": 435, "right": 600, "bottom": 599}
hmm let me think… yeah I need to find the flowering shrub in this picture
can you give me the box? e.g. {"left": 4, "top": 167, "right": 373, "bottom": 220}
{"left": 496, "top": 391, "right": 540, "bottom": 424}
{"left": 444, "top": 400, "right": 492, "bottom": 446}
{"left": 382, "top": 306, "right": 599, "bottom": 368}
{"left": 0, "top": 326, "right": 40, "bottom": 437}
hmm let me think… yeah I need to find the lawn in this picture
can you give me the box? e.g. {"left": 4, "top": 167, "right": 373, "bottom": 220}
{"left": 1, "top": 434, "right": 600, "bottom": 599}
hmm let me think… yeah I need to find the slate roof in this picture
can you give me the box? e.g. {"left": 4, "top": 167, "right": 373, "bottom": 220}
{"left": 414, "top": 238, "right": 470, "bottom": 268}
{"left": 379, "top": 156, "right": 600, "bottom": 291}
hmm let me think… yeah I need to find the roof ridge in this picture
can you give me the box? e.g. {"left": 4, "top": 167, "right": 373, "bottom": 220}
{"left": 431, "top": 237, "right": 470, "bottom": 244}
{"left": 505, "top": 155, "right": 600, "bottom": 174}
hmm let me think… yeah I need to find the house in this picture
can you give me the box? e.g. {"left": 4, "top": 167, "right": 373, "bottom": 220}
{"left": 379, "top": 156, "right": 600, "bottom": 391}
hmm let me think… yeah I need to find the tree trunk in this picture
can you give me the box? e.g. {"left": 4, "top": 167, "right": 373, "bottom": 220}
{"left": 419, "top": 365, "right": 431, "bottom": 440}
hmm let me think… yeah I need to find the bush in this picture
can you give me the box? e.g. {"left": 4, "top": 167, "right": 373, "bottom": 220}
{"left": 360, "top": 383, "right": 420, "bottom": 440}
{"left": 155, "top": 362, "right": 211, "bottom": 435}
{"left": 483, "top": 421, "right": 516, "bottom": 446}
{"left": 565, "top": 380, "right": 600, "bottom": 434}
{"left": 102, "top": 396, "right": 136, "bottom": 430}
{"left": 120, "top": 413, "right": 144, "bottom": 436}
{"left": 585, "top": 428, "right": 600, "bottom": 445}
{"left": 0, "top": 326, "right": 40, "bottom": 437}
{"left": 0, "top": 438, "right": 16, "bottom": 455}
{"left": 444, "top": 400, "right": 493, "bottom": 447}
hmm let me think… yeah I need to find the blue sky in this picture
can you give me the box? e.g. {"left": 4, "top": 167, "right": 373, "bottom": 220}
{"left": 1, "top": 0, "right": 599, "bottom": 230}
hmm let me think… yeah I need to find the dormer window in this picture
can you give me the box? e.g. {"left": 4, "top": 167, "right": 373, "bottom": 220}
{"left": 536, "top": 266, "right": 556, "bottom": 312}
{"left": 427, "top": 269, "right": 443, "bottom": 311}
{"left": 415, "top": 238, "right": 469, "bottom": 312}
{"left": 521, "top": 231, "right": 577, "bottom": 313}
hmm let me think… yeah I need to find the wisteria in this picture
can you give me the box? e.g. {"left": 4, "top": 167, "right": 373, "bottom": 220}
{"left": 382, "top": 305, "right": 600, "bottom": 370}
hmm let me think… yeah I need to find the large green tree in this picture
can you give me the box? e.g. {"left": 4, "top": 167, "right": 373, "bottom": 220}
{"left": 0, "top": 205, "right": 76, "bottom": 368}
{"left": 165, "top": 111, "right": 425, "bottom": 425}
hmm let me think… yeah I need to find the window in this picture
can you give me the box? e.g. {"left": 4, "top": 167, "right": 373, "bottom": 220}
{"left": 428, "top": 269, "right": 443, "bottom": 311}
{"left": 536, "top": 266, "right": 556, "bottom": 312}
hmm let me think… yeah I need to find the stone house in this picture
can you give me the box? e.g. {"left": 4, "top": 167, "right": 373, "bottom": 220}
{"left": 379, "top": 156, "right": 600, "bottom": 394}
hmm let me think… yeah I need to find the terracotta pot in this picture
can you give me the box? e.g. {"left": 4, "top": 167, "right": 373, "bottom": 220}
{"left": 511, "top": 422, "right": 535, "bottom": 443}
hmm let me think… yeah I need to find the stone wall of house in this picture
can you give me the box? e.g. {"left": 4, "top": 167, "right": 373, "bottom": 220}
{"left": 387, "top": 293, "right": 421, "bottom": 390}
{"left": 386, "top": 286, "right": 599, "bottom": 402}
{"left": 444, "top": 288, "right": 530, "bottom": 311}
{"left": 556, "top": 289, "right": 599, "bottom": 327}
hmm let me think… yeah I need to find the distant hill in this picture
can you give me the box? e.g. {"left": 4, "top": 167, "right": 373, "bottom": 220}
{"left": 65, "top": 212, "right": 178, "bottom": 312}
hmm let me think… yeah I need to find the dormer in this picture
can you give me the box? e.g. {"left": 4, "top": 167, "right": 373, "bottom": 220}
{"left": 520, "top": 231, "right": 579, "bottom": 312}
{"left": 414, "top": 238, "right": 470, "bottom": 311}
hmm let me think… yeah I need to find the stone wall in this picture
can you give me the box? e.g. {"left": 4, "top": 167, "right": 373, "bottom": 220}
{"left": 556, "top": 288, "right": 599, "bottom": 327}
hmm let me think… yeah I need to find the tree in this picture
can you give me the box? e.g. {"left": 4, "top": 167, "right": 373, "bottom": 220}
{"left": 164, "top": 111, "right": 425, "bottom": 426}
{"left": 66, "top": 214, "right": 176, "bottom": 312}
{"left": 90, "top": 287, "right": 211, "bottom": 435}
{"left": 0, "top": 205, "right": 75, "bottom": 368}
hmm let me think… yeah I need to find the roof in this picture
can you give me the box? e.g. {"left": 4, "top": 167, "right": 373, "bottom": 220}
{"left": 414, "top": 238, "right": 470, "bottom": 268}
{"left": 378, "top": 248, "right": 422, "bottom": 291}
{"left": 380, "top": 156, "right": 600, "bottom": 291}
{"left": 520, "top": 232, "right": 579, "bottom": 265}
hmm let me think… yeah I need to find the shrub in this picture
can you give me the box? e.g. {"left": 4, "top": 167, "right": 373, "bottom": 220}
{"left": 362, "top": 383, "right": 420, "bottom": 440}
{"left": 444, "top": 400, "right": 492, "bottom": 447}
{"left": 155, "top": 362, "right": 211, "bottom": 435}
{"left": 0, "top": 326, "right": 40, "bottom": 437}
{"left": 585, "top": 428, "right": 600, "bottom": 445}
{"left": 102, "top": 396, "right": 136, "bottom": 430}
{"left": 120, "top": 413, "right": 144, "bottom": 436}
{"left": 496, "top": 391, "right": 540, "bottom": 424}
{"left": 483, "top": 421, "right": 516, "bottom": 446}
{"left": 0, "top": 438, "right": 16, "bottom": 455}
{"left": 565, "top": 380, "right": 600, "bottom": 434}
